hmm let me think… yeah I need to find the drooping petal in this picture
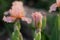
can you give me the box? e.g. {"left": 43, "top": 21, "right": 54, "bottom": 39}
{"left": 3, "top": 16, "right": 16, "bottom": 23}
{"left": 49, "top": 3, "right": 57, "bottom": 13}
{"left": 21, "top": 17, "right": 32, "bottom": 24}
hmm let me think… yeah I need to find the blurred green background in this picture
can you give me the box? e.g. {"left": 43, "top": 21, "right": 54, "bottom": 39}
{"left": 0, "top": 0, "right": 56, "bottom": 40}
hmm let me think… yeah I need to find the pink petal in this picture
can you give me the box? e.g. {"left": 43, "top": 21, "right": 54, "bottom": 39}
{"left": 32, "top": 12, "right": 43, "bottom": 28}
{"left": 21, "top": 17, "right": 32, "bottom": 24}
{"left": 3, "top": 16, "right": 16, "bottom": 23}
{"left": 49, "top": 3, "right": 57, "bottom": 13}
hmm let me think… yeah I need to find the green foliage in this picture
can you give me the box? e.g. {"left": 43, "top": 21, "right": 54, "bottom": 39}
{"left": 0, "top": 0, "right": 14, "bottom": 21}
{"left": 11, "top": 20, "right": 23, "bottom": 40}
{"left": 23, "top": 0, "right": 55, "bottom": 10}
{"left": 50, "top": 14, "right": 60, "bottom": 40}
{"left": 4, "top": 22, "right": 14, "bottom": 35}
{"left": 42, "top": 16, "right": 46, "bottom": 30}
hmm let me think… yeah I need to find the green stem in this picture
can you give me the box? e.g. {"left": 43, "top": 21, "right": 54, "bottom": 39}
{"left": 34, "top": 29, "right": 41, "bottom": 40}
{"left": 11, "top": 20, "right": 23, "bottom": 40}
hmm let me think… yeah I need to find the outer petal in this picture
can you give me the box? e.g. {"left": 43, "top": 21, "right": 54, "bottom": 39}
{"left": 3, "top": 16, "right": 16, "bottom": 23}
{"left": 49, "top": 3, "right": 57, "bottom": 13}
{"left": 56, "top": 0, "right": 60, "bottom": 7}
{"left": 21, "top": 17, "right": 32, "bottom": 24}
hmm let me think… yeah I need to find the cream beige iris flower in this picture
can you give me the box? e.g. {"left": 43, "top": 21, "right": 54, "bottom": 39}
{"left": 3, "top": 1, "right": 32, "bottom": 24}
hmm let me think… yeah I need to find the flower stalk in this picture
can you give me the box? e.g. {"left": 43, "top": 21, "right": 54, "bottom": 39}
{"left": 11, "top": 20, "right": 23, "bottom": 40}
{"left": 32, "top": 12, "right": 43, "bottom": 40}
